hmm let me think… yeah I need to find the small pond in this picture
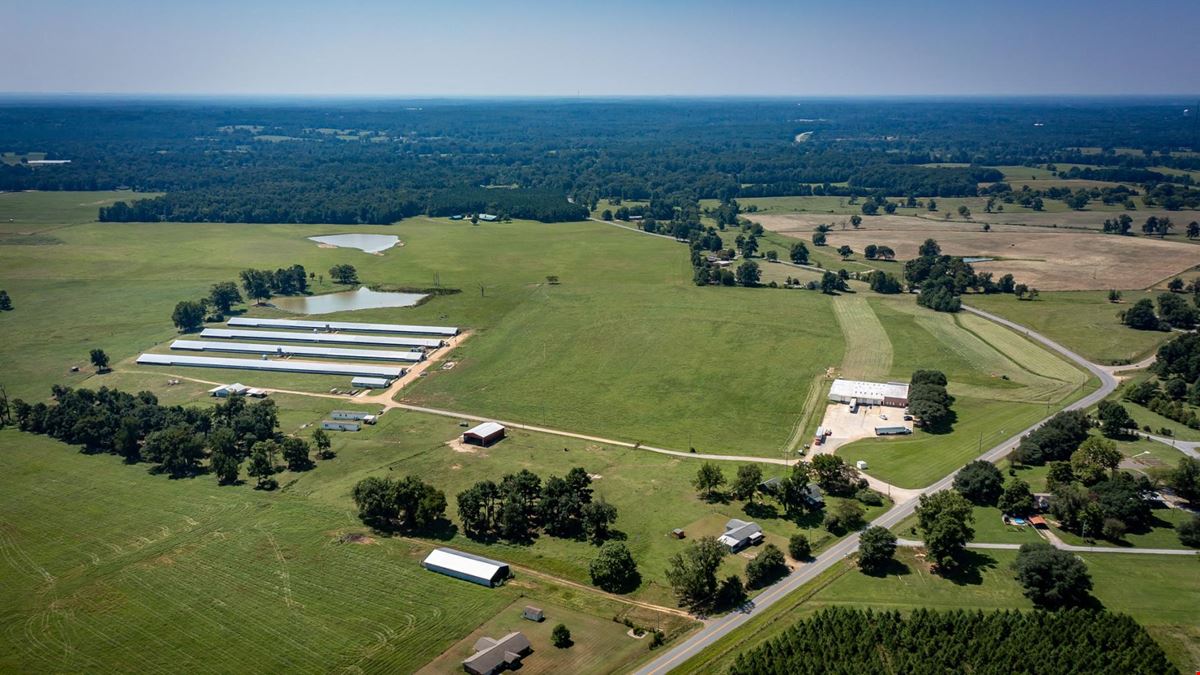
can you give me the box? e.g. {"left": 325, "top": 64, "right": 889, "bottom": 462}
{"left": 309, "top": 233, "right": 399, "bottom": 253}
{"left": 271, "top": 287, "right": 427, "bottom": 314}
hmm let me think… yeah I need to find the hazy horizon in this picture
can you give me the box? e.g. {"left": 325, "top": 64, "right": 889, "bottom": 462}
{"left": 5, "top": 0, "right": 1200, "bottom": 97}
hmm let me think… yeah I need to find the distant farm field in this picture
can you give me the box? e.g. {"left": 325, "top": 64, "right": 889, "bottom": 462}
{"left": 818, "top": 227, "right": 1200, "bottom": 290}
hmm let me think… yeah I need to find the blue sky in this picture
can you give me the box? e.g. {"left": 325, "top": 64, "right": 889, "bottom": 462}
{"left": 3, "top": 0, "right": 1198, "bottom": 96}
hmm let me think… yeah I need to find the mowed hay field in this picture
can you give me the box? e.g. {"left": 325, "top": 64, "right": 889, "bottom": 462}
{"left": 0, "top": 431, "right": 516, "bottom": 673}
{"left": 0, "top": 192, "right": 842, "bottom": 455}
{"left": 834, "top": 295, "right": 1092, "bottom": 488}
{"left": 0, "top": 431, "right": 697, "bottom": 673}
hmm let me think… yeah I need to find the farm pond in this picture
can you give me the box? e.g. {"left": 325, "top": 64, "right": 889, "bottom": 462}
{"left": 308, "top": 233, "right": 399, "bottom": 253}
{"left": 271, "top": 286, "right": 426, "bottom": 314}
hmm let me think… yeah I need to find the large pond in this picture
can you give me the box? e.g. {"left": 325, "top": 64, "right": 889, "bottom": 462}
{"left": 271, "top": 287, "right": 427, "bottom": 314}
{"left": 308, "top": 233, "right": 399, "bottom": 253}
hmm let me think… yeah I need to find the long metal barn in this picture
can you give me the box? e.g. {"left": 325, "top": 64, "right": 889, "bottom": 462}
{"left": 227, "top": 317, "right": 459, "bottom": 336}
{"left": 136, "top": 353, "right": 405, "bottom": 379}
{"left": 171, "top": 339, "right": 425, "bottom": 362}
{"left": 200, "top": 328, "right": 443, "bottom": 349}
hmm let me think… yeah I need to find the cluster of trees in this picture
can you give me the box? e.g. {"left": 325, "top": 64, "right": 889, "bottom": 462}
{"left": 914, "top": 490, "right": 975, "bottom": 571}
{"left": 1119, "top": 294, "right": 1197, "bottom": 331}
{"left": 351, "top": 475, "right": 447, "bottom": 533}
{"left": 904, "top": 239, "right": 971, "bottom": 312}
{"left": 908, "top": 370, "right": 955, "bottom": 430}
{"left": 692, "top": 460, "right": 853, "bottom": 520}
{"left": 861, "top": 243, "right": 896, "bottom": 260}
{"left": 6, "top": 385, "right": 323, "bottom": 486}
{"left": 455, "top": 467, "right": 618, "bottom": 544}
{"left": 240, "top": 265, "right": 311, "bottom": 300}
{"left": 1120, "top": 334, "right": 1200, "bottom": 429}
{"left": 729, "top": 607, "right": 1169, "bottom": 673}
{"left": 0, "top": 290, "right": 12, "bottom": 311}
{"left": 663, "top": 535, "right": 791, "bottom": 613}
{"left": 1124, "top": 377, "right": 1200, "bottom": 430}
{"left": 957, "top": 459, "right": 1038, "bottom": 516}
{"left": 1046, "top": 457, "right": 1154, "bottom": 543}
{"left": 1011, "top": 410, "right": 1091, "bottom": 465}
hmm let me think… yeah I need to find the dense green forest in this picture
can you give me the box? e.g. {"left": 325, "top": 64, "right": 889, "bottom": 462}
{"left": 2, "top": 98, "right": 1198, "bottom": 224}
{"left": 729, "top": 607, "right": 1172, "bottom": 674}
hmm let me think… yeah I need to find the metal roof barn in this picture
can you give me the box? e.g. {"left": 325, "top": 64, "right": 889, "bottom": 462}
{"left": 463, "top": 422, "right": 506, "bottom": 446}
{"left": 136, "top": 353, "right": 404, "bottom": 378}
{"left": 201, "top": 328, "right": 442, "bottom": 349}
{"left": 171, "top": 339, "right": 424, "bottom": 362}
{"left": 352, "top": 377, "right": 392, "bottom": 388}
{"left": 227, "top": 317, "right": 458, "bottom": 336}
{"left": 422, "top": 548, "right": 510, "bottom": 587}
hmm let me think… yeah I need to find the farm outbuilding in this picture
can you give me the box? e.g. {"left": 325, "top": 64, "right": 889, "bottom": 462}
{"left": 136, "top": 353, "right": 404, "bottom": 379}
{"left": 462, "top": 632, "right": 531, "bottom": 675}
{"left": 172, "top": 339, "right": 424, "bottom": 362}
{"left": 351, "top": 376, "right": 393, "bottom": 389}
{"left": 331, "top": 410, "right": 378, "bottom": 423}
{"left": 422, "top": 548, "right": 510, "bottom": 587}
{"left": 829, "top": 379, "right": 910, "bottom": 407}
{"left": 227, "top": 317, "right": 459, "bottom": 336}
{"left": 320, "top": 420, "right": 360, "bottom": 432}
{"left": 208, "top": 383, "right": 249, "bottom": 397}
{"left": 521, "top": 606, "right": 544, "bottom": 622}
{"left": 201, "top": 328, "right": 442, "bottom": 349}
{"left": 463, "top": 422, "right": 506, "bottom": 447}
{"left": 718, "top": 519, "right": 763, "bottom": 552}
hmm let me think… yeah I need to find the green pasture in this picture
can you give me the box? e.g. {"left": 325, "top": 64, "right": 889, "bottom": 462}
{"left": 271, "top": 407, "right": 889, "bottom": 607}
{"left": 967, "top": 291, "right": 1172, "bottom": 365}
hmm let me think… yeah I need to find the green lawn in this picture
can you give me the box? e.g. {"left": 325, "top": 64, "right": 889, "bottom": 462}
{"left": 967, "top": 291, "right": 1172, "bottom": 365}
{"left": 891, "top": 505, "right": 1044, "bottom": 546}
{"left": 418, "top": 598, "right": 661, "bottom": 675}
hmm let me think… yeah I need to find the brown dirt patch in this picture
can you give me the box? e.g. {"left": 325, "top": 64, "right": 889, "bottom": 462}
{"left": 337, "top": 533, "right": 375, "bottom": 545}
{"left": 820, "top": 228, "right": 1200, "bottom": 291}
{"left": 446, "top": 438, "right": 480, "bottom": 454}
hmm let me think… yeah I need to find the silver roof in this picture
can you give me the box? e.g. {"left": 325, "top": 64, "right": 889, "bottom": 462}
{"left": 136, "top": 353, "right": 403, "bottom": 378}
{"left": 172, "top": 339, "right": 423, "bottom": 362}
{"left": 200, "top": 328, "right": 441, "bottom": 349}
{"left": 228, "top": 316, "right": 458, "bottom": 336}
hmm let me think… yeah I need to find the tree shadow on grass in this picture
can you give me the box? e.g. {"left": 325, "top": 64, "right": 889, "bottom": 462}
{"left": 920, "top": 409, "right": 959, "bottom": 436}
{"left": 743, "top": 502, "right": 779, "bottom": 520}
{"left": 941, "top": 549, "right": 998, "bottom": 586}
{"left": 860, "top": 557, "right": 912, "bottom": 578}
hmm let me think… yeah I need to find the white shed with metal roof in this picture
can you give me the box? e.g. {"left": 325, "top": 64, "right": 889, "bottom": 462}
{"left": 422, "top": 548, "right": 510, "bottom": 587}
{"left": 201, "top": 328, "right": 442, "bottom": 349}
{"left": 227, "top": 317, "right": 458, "bottom": 336}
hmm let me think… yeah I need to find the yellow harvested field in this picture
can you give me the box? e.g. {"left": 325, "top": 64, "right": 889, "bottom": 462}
{"left": 818, "top": 229, "right": 1200, "bottom": 291}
